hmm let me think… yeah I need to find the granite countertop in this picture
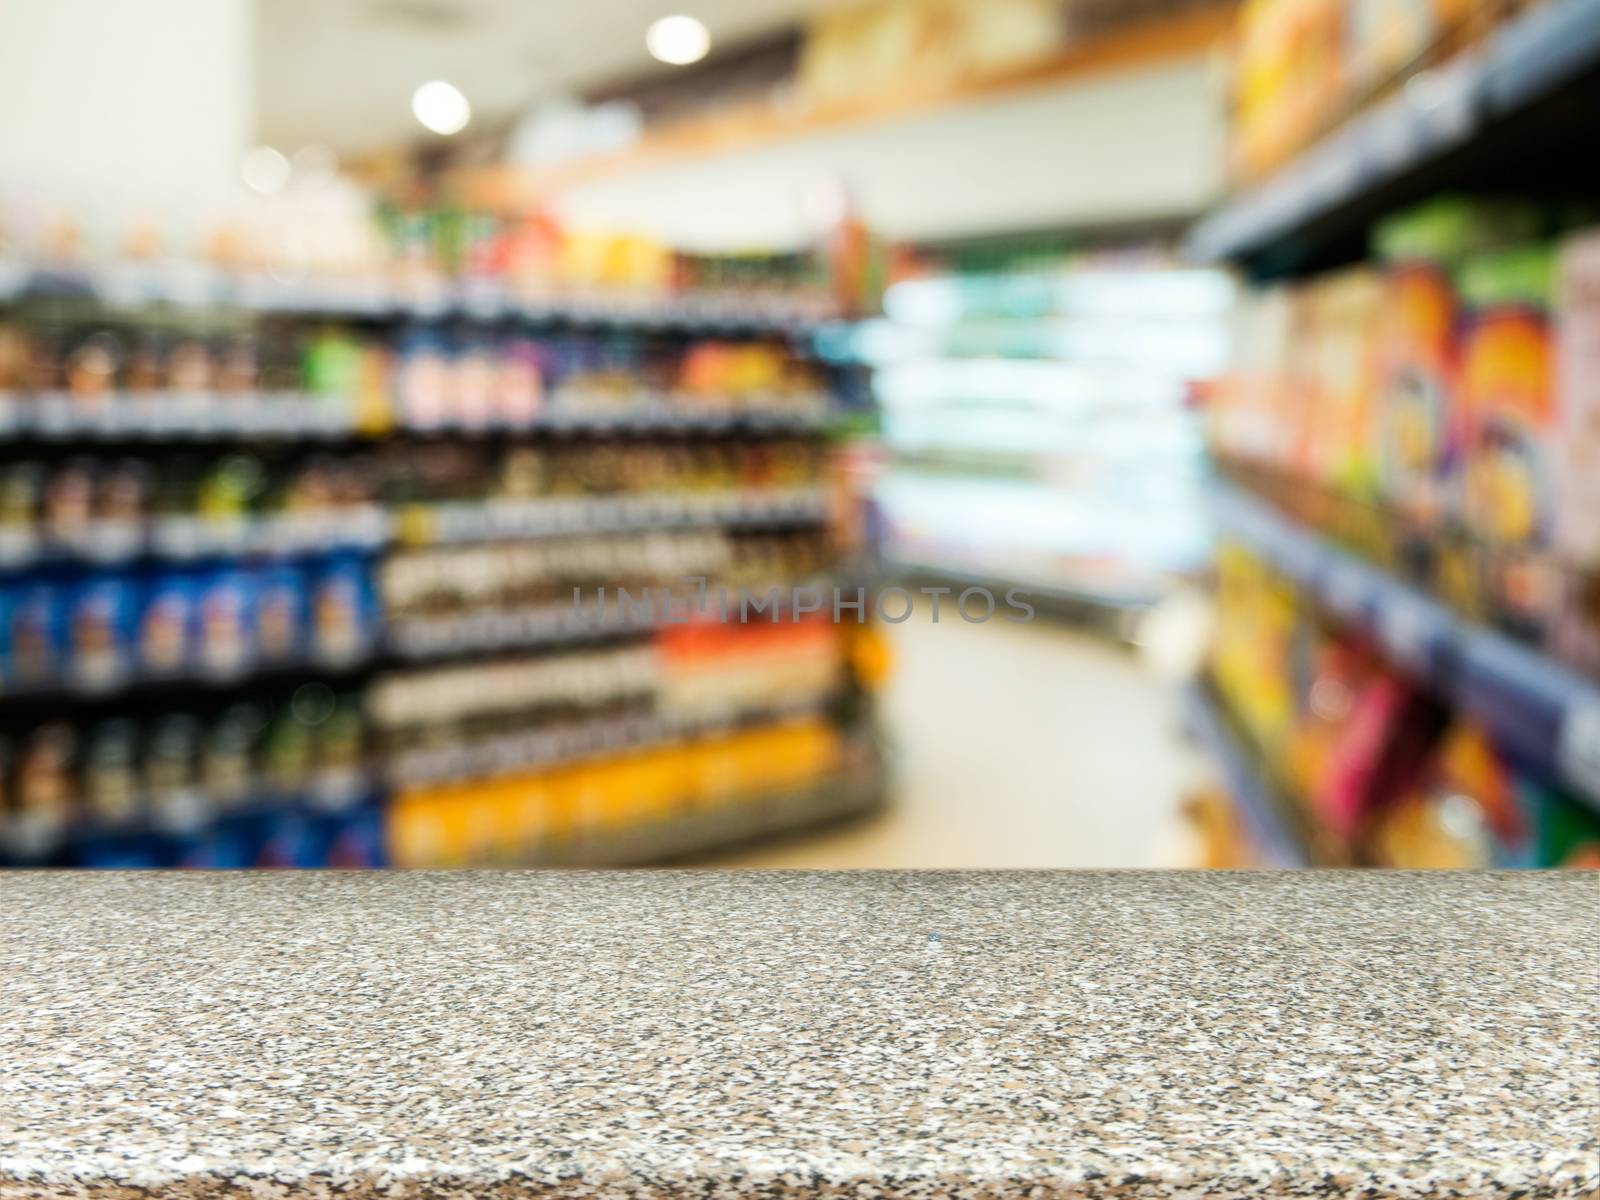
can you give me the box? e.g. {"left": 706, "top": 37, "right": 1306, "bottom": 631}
{"left": 0, "top": 870, "right": 1596, "bottom": 1200}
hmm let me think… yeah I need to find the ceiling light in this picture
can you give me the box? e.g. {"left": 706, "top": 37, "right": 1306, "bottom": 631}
{"left": 412, "top": 80, "right": 472, "bottom": 136}
{"left": 240, "top": 146, "right": 291, "bottom": 195}
{"left": 646, "top": 15, "right": 710, "bottom": 65}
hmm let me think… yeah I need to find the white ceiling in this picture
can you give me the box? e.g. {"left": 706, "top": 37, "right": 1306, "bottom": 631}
{"left": 256, "top": 0, "right": 837, "bottom": 158}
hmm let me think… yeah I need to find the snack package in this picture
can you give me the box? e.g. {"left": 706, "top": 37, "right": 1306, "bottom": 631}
{"left": 68, "top": 575, "right": 137, "bottom": 691}
{"left": 1531, "top": 783, "right": 1600, "bottom": 867}
{"left": 1457, "top": 244, "right": 1558, "bottom": 640}
{"left": 1307, "top": 267, "right": 1384, "bottom": 497}
{"left": 1551, "top": 228, "right": 1600, "bottom": 674}
{"left": 310, "top": 557, "right": 375, "bottom": 665}
{"left": 5, "top": 582, "right": 61, "bottom": 689}
{"left": 255, "top": 564, "right": 306, "bottom": 663}
{"left": 309, "top": 802, "right": 386, "bottom": 869}
{"left": 1373, "top": 200, "right": 1543, "bottom": 533}
{"left": 15, "top": 723, "right": 78, "bottom": 839}
{"left": 195, "top": 569, "right": 258, "bottom": 679}
{"left": 1347, "top": 0, "right": 1437, "bottom": 88}
{"left": 139, "top": 571, "right": 196, "bottom": 677}
{"left": 1372, "top": 721, "right": 1529, "bottom": 867}
{"left": 1306, "top": 664, "right": 1437, "bottom": 852}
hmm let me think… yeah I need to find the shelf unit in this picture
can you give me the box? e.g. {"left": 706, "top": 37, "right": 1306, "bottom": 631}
{"left": 0, "top": 272, "right": 879, "bottom": 867}
{"left": 1186, "top": 0, "right": 1600, "bottom": 278}
{"left": 1215, "top": 484, "right": 1600, "bottom": 814}
{"left": 0, "top": 263, "right": 836, "bottom": 335}
{"left": 1181, "top": 678, "right": 1310, "bottom": 867}
{"left": 1184, "top": 0, "right": 1600, "bottom": 863}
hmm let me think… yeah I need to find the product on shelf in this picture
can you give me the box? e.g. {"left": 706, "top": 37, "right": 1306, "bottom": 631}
{"left": 0, "top": 684, "right": 379, "bottom": 868}
{"left": 1551, "top": 229, "right": 1600, "bottom": 676}
{"left": 1456, "top": 242, "right": 1558, "bottom": 638}
{"left": 1212, "top": 201, "right": 1600, "bottom": 674}
{"left": 370, "top": 617, "right": 844, "bottom": 791}
{"left": 1229, "top": 0, "right": 1523, "bottom": 180}
{"left": 0, "top": 555, "right": 378, "bottom": 695}
{"left": 1207, "top": 536, "right": 1599, "bottom": 866}
{"left": 385, "top": 716, "right": 844, "bottom": 867}
{"left": 0, "top": 309, "right": 832, "bottom": 438}
{"left": 0, "top": 200, "right": 876, "bottom": 871}
{"left": 1371, "top": 719, "right": 1526, "bottom": 867}
{"left": 1, "top": 191, "right": 844, "bottom": 325}
{"left": 381, "top": 528, "right": 836, "bottom": 656}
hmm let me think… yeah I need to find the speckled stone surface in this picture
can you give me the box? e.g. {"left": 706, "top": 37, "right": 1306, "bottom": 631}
{"left": 1, "top": 871, "right": 1596, "bottom": 1200}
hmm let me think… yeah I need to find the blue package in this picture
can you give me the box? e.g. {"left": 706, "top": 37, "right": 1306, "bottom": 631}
{"left": 74, "top": 835, "right": 164, "bottom": 869}
{"left": 255, "top": 563, "right": 306, "bottom": 663}
{"left": 195, "top": 569, "right": 258, "bottom": 680}
{"left": 310, "top": 557, "right": 375, "bottom": 666}
{"left": 68, "top": 575, "right": 137, "bottom": 692}
{"left": 138, "top": 571, "right": 197, "bottom": 679}
{"left": 252, "top": 804, "right": 318, "bottom": 868}
{"left": 172, "top": 821, "right": 255, "bottom": 869}
{"left": 5, "top": 582, "right": 61, "bottom": 690}
{"left": 313, "top": 801, "right": 386, "bottom": 868}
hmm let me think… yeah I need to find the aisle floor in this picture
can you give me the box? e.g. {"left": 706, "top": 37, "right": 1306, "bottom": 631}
{"left": 704, "top": 607, "right": 1201, "bottom": 868}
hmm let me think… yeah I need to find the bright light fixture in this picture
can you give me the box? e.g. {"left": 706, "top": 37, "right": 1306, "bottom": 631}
{"left": 646, "top": 15, "right": 710, "bottom": 65}
{"left": 240, "top": 145, "right": 291, "bottom": 195}
{"left": 412, "top": 80, "right": 472, "bottom": 136}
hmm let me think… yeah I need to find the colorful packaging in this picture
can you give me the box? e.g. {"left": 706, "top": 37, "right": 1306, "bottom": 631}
{"left": 1457, "top": 244, "right": 1558, "bottom": 638}
{"left": 1372, "top": 721, "right": 1529, "bottom": 867}
{"left": 15, "top": 724, "right": 78, "bottom": 834}
{"left": 1532, "top": 784, "right": 1600, "bottom": 867}
{"left": 1373, "top": 200, "right": 1543, "bottom": 531}
{"left": 6, "top": 583, "right": 61, "bottom": 689}
{"left": 255, "top": 564, "right": 306, "bottom": 663}
{"left": 1550, "top": 228, "right": 1600, "bottom": 674}
{"left": 395, "top": 327, "right": 451, "bottom": 431}
{"left": 68, "top": 576, "right": 137, "bottom": 691}
{"left": 195, "top": 569, "right": 257, "bottom": 679}
{"left": 309, "top": 557, "right": 374, "bottom": 665}
{"left": 1307, "top": 268, "right": 1384, "bottom": 497}
{"left": 495, "top": 335, "right": 543, "bottom": 427}
{"left": 139, "top": 572, "right": 196, "bottom": 677}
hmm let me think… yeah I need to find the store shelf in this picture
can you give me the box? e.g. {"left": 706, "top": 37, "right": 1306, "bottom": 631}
{"left": 0, "top": 264, "right": 834, "bottom": 335}
{"left": 1181, "top": 678, "right": 1310, "bottom": 868}
{"left": 0, "top": 651, "right": 377, "bottom": 724}
{"left": 397, "top": 487, "right": 829, "bottom": 546}
{"left": 0, "top": 779, "right": 381, "bottom": 868}
{"left": 0, "top": 490, "right": 827, "bottom": 572}
{"left": 1186, "top": 0, "right": 1600, "bottom": 277}
{"left": 1215, "top": 484, "right": 1600, "bottom": 811}
{"left": 522, "top": 766, "right": 886, "bottom": 867}
{"left": 0, "top": 508, "right": 389, "bottom": 572}
{"left": 388, "top": 572, "right": 837, "bottom": 661}
{"left": 0, "top": 394, "right": 835, "bottom": 444}
{"left": 385, "top": 695, "right": 841, "bottom": 789}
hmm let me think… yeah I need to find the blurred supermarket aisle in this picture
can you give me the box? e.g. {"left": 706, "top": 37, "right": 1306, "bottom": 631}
{"left": 705, "top": 604, "right": 1200, "bottom": 868}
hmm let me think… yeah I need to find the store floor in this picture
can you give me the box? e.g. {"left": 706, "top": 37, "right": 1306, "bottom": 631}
{"left": 703, "top": 605, "right": 1203, "bottom": 868}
